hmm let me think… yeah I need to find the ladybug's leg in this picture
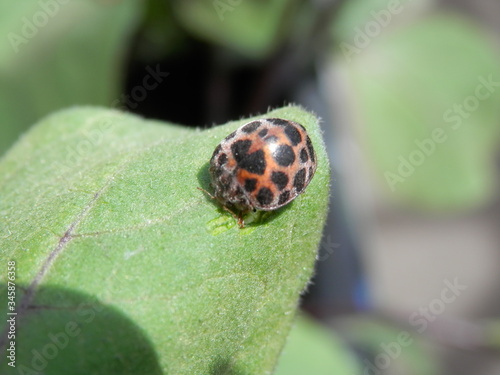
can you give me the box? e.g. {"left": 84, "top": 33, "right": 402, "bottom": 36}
{"left": 221, "top": 206, "right": 244, "bottom": 229}
{"left": 237, "top": 213, "right": 245, "bottom": 229}
{"left": 197, "top": 187, "right": 216, "bottom": 200}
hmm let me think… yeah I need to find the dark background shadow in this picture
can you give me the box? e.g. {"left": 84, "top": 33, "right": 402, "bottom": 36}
{"left": 0, "top": 285, "right": 162, "bottom": 375}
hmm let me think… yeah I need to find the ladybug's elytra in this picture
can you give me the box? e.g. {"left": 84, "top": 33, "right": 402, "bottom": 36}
{"left": 200, "top": 118, "right": 317, "bottom": 228}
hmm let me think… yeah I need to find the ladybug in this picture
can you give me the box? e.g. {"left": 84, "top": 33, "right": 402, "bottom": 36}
{"left": 200, "top": 118, "right": 317, "bottom": 228}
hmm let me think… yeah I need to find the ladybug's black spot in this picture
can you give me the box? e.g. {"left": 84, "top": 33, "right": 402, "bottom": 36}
{"left": 284, "top": 124, "right": 302, "bottom": 146}
{"left": 244, "top": 178, "right": 257, "bottom": 192}
{"left": 218, "top": 153, "right": 227, "bottom": 166}
{"left": 293, "top": 168, "right": 306, "bottom": 192}
{"left": 231, "top": 139, "right": 251, "bottom": 160}
{"left": 300, "top": 148, "right": 308, "bottom": 163}
{"left": 225, "top": 131, "right": 237, "bottom": 141}
{"left": 241, "top": 151, "right": 266, "bottom": 175}
{"left": 271, "top": 171, "right": 289, "bottom": 191}
{"left": 268, "top": 118, "right": 289, "bottom": 127}
{"left": 278, "top": 190, "right": 290, "bottom": 205}
{"left": 273, "top": 144, "right": 295, "bottom": 167}
{"left": 256, "top": 187, "right": 274, "bottom": 206}
{"left": 211, "top": 144, "right": 222, "bottom": 161}
{"left": 258, "top": 128, "right": 268, "bottom": 138}
{"left": 241, "top": 121, "right": 261, "bottom": 133}
{"left": 231, "top": 140, "right": 266, "bottom": 175}
{"left": 306, "top": 136, "right": 315, "bottom": 163}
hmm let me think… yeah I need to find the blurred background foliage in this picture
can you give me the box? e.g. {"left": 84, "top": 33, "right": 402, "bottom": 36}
{"left": 1, "top": 0, "right": 500, "bottom": 374}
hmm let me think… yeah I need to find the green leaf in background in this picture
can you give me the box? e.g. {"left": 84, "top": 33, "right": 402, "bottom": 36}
{"left": 133, "top": 0, "right": 186, "bottom": 61}
{"left": 170, "top": 0, "right": 299, "bottom": 59}
{"left": 334, "top": 316, "right": 440, "bottom": 375}
{"left": 0, "top": 105, "right": 330, "bottom": 374}
{"left": 484, "top": 320, "right": 500, "bottom": 350}
{"left": 0, "top": 0, "right": 142, "bottom": 155}
{"left": 274, "top": 314, "right": 361, "bottom": 375}
{"left": 331, "top": 0, "right": 419, "bottom": 44}
{"left": 337, "top": 15, "right": 500, "bottom": 210}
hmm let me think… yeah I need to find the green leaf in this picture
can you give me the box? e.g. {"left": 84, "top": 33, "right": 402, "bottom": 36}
{"left": 170, "top": 0, "right": 299, "bottom": 59}
{"left": 338, "top": 15, "right": 500, "bottom": 210}
{"left": 0, "top": 0, "right": 142, "bottom": 155}
{"left": 0, "top": 105, "right": 330, "bottom": 374}
{"left": 274, "top": 314, "right": 361, "bottom": 375}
